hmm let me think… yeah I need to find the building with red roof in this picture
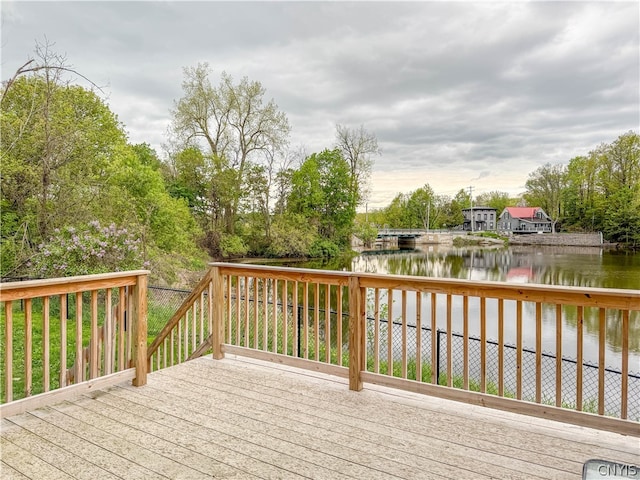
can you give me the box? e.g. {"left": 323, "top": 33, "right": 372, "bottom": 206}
{"left": 498, "top": 207, "right": 552, "bottom": 233}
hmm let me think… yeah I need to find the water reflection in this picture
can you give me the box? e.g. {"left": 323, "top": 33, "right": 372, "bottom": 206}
{"left": 276, "top": 245, "right": 640, "bottom": 365}
{"left": 353, "top": 246, "right": 640, "bottom": 359}
{"left": 354, "top": 246, "right": 640, "bottom": 290}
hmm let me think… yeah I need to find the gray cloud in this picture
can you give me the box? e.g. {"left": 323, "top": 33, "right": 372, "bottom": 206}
{"left": 2, "top": 1, "right": 637, "bottom": 208}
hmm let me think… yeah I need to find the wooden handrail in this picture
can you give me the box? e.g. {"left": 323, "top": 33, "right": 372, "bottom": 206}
{"left": 0, "top": 271, "right": 149, "bottom": 301}
{"left": 1, "top": 271, "right": 149, "bottom": 415}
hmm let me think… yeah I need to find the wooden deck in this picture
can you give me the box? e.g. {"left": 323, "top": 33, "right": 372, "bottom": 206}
{"left": 1, "top": 356, "right": 638, "bottom": 480}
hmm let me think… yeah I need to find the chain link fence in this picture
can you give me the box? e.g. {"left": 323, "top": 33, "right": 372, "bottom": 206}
{"left": 147, "top": 286, "right": 192, "bottom": 338}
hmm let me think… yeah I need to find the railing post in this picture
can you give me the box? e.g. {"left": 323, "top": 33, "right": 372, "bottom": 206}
{"left": 131, "top": 274, "right": 148, "bottom": 387}
{"left": 212, "top": 266, "right": 225, "bottom": 360}
{"left": 348, "top": 275, "right": 363, "bottom": 391}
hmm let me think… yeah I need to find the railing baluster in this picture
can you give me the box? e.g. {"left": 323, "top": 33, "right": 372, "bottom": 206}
{"left": 183, "top": 313, "right": 188, "bottom": 361}
{"left": 60, "top": 295, "right": 68, "bottom": 387}
{"left": 163, "top": 337, "right": 168, "bottom": 369}
{"left": 170, "top": 328, "right": 175, "bottom": 366}
{"left": 463, "top": 296, "right": 469, "bottom": 390}
{"left": 226, "top": 275, "right": 232, "bottom": 343}
{"left": 75, "top": 292, "right": 83, "bottom": 383}
{"left": 621, "top": 310, "right": 629, "bottom": 420}
{"left": 555, "top": 304, "right": 562, "bottom": 407}
{"left": 598, "top": 308, "right": 606, "bottom": 416}
{"left": 177, "top": 316, "right": 182, "bottom": 363}
{"left": 516, "top": 300, "right": 522, "bottom": 400}
{"left": 401, "top": 290, "right": 407, "bottom": 379}
{"left": 577, "top": 306, "right": 583, "bottom": 411}
{"left": 127, "top": 287, "right": 133, "bottom": 366}
{"left": 314, "top": 283, "right": 320, "bottom": 361}
{"left": 535, "top": 302, "right": 542, "bottom": 403}
{"left": 262, "top": 278, "right": 268, "bottom": 351}
{"left": 90, "top": 291, "right": 98, "bottom": 379}
{"left": 336, "top": 285, "right": 342, "bottom": 365}
{"left": 293, "top": 281, "right": 299, "bottom": 357}
{"left": 374, "top": 288, "right": 380, "bottom": 374}
{"left": 415, "top": 292, "right": 421, "bottom": 382}
{"left": 209, "top": 280, "right": 214, "bottom": 345}
{"left": 5, "top": 301, "right": 13, "bottom": 402}
{"left": 387, "top": 289, "right": 394, "bottom": 376}
{"left": 43, "top": 296, "right": 50, "bottom": 392}
{"left": 192, "top": 299, "right": 197, "bottom": 352}
{"left": 253, "top": 278, "right": 259, "bottom": 350}
{"left": 200, "top": 291, "right": 205, "bottom": 345}
{"left": 303, "top": 282, "right": 309, "bottom": 359}
{"left": 104, "top": 290, "right": 113, "bottom": 376}
{"left": 446, "top": 294, "right": 452, "bottom": 387}
{"left": 480, "top": 297, "right": 486, "bottom": 393}
{"left": 235, "top": 277, "right": 241, "bottom": 346}
{"left": 118, "top": 287, "right": 125, "bottom": 372}
{"left": 272, "top": 279, "right": 278, "bottom": 353}
{"left": 498, "top": 299, "right": 504, "bottom": 397}
{"left": 245, "top": 277, "right": 251, "bottom": 348}
{"left": 25, "top": 298, "right": 33, "bottom": 397}
{"left": 282, "top": 280, "right": 288, "bottom": 355}
{"left": 325, "top": 284, "right": 331, "bottom": 363}
{"left": 430, "top": 292, "right": 436, "bottom": 384}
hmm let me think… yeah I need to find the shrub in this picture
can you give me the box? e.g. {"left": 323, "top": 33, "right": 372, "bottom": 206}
{"left": 30, "top": 221, "right": 146, "bottom": 277}
{"left": 219, "top": 234, "right": 248, "bottom": 258}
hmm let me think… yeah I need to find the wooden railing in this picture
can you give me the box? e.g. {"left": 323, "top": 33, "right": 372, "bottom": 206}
{"left": 0, "top": 271, "right": 149, "bottom": 417}
{"left": 149, "top": 263, "right": 639, "bottom": 436}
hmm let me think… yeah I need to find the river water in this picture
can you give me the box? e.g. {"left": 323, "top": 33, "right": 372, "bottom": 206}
{"left": 268, "top": 245, "right": 640, "bottom": 368}
{"left": 259, "top": 245, "right": 639, "bottom": 417}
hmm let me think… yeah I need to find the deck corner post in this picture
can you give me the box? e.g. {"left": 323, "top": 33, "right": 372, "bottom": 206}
{"left": 132, "top": 273, "right": 148, "bottom": 387}
{"left": 348, "top": 275, "right": 364, "bottom": 391}
{"left": 212, "top": 266, "right": 225, "bottom": 360}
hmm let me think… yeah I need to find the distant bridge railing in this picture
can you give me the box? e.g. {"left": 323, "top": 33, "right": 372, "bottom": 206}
{"left": 377, "top": 229, "right": 450, "bottom": 238}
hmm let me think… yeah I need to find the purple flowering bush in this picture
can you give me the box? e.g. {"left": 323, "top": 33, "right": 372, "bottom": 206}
{"left": 31, "top": 221, "right": 146, "bottom": 277}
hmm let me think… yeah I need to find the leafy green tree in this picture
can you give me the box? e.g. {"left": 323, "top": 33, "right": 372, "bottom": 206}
{"left": 381, "top": 193, "right": 410, "bottom": 228}
{"left": 524, "top": 163, "right": 566, "bottom": 233}
{"left": 288, "top": 149, "right": 356, "bottom": 249}
{"left": 562, "top": 155, "right": 600, "bottom": 231}
{"left": 599, "top": 131, "right": 640, "bottom": 194}
{"left": 1, "top": 51, "right": 203, "bottom": 279}
{"left": 266, "top": 214, "right": 316, "bottom": 257}
{"left": 474, "top": 191, "right": 512, "bottom": 216}
{"left": 405, "top": 185, "right": 434, "bottom": 229}
{"left": 602, "top": 187, "right": 640, "bottom": 247}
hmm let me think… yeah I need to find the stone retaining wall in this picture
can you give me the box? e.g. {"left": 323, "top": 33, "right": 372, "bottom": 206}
{"left": 508, "top": 232, "right": 602, "bottom": 247}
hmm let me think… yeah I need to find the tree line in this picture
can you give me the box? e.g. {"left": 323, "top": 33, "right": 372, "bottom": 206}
{"left": 2, "top": 46, "right": 637, "bottom": 284}
{"left": 365, "top": 131, "right": 639, "bottom": 248}
{"left": 1, "top": 49, "right": 378, "bottom": 282}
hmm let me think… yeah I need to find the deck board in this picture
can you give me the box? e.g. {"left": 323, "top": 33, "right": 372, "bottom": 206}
{"left": 2, "top": 355, "right": 639, "bottom": 479}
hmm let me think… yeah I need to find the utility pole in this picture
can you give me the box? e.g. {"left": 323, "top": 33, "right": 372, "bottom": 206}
{"left": 468, "top": 186, "right": 475, "bottom": 232}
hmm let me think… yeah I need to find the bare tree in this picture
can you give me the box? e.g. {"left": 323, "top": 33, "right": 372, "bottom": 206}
{"left": 335, "top": 124, "right": 380, "bottom": 205}
{"left": 170, "top": 64, "right": 290, "bottom": 233}
{"left": 1, "top": 39, "right": 104, "bottom": 107}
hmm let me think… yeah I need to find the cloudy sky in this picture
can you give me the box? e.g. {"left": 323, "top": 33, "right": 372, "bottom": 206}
{"left": 2, "top": 1, "right": 638, "bottom": 208}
